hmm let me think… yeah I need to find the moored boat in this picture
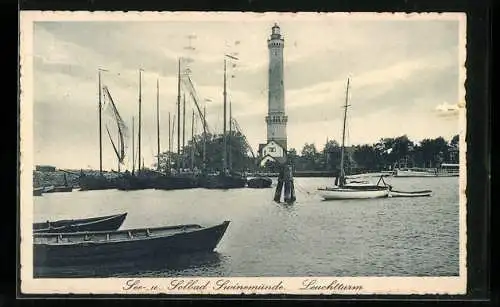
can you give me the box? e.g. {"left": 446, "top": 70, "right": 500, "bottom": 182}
{"left": 199, "top": 173, "right": 247, "bottom": 189}
{"left": 318, "top": 186, "right": 389, "bottom": 200}
{"left": 388, "top": 189, "right": 432, "bottom": 198}
{"left": 33, "top": 187, "right": 44, "bottom": 196}
{"left": 33, "top": 213, "right": 128, "bottom": 234}
{"left": 247, "top": 176, "right": 273, "bottom": 188}
{"left": 45, "top": 186, "right": 73, "bottom": 193}
{"left": 33, "top": 220, "right": 231, "bottom": 267}
{"left": 317, "top": 78, "right": 392, "bottom": 201}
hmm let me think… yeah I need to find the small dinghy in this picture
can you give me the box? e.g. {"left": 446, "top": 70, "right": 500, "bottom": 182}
{"left": 247, "top": 176, "right": 273, "bottom": 188}
{"left": 388, "top": 190, "right": 432, "bottom": 198}
{"left": 33, "top": 213, "right": 128, "bottom": 234}
{"left": 33, "top": 221, "right": 231, "bottom": 267}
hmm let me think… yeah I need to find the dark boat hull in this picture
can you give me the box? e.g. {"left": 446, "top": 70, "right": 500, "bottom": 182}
{"left": 33, "top": 213, "right": 127, "bottom": 234}
{"left": 154, "top": 176, "right": 198, "bottom": 190}
{"left": 33, "top": 188, "right": 43, "bottom": 196}
{"left": 199, "top": 175, "right": 246, "bottom": 189}
{"left": 45, "top": 186, "right": 73, "bottom": 193}
{"left": 79, "top": 175, "right": 117, "bottom": 191}
{"left": 33, "top": 221, "right": 230, "bottom": 267}
{"left": 247, "top": 177, "right": 273, "bottom": 188}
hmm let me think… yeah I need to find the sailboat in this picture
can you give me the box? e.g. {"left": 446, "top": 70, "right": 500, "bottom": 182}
{"left": 79, "top": 70, "right": 125, "bottom": 191}
{"left": 318, "top": 78, "right": 390, "bottom": 200}
{"left": 116, "top": 69, "right": 158, "bottom": 191}
{"left": 151, "top": 65, "right": 198, "bottom": 191}
{"left": 198, "top": 58, "right": 246, "bottom": 189}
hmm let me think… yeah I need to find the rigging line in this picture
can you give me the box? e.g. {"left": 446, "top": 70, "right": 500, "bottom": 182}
{"left": 105, "top": 125, "right": 122, "bottom": 163}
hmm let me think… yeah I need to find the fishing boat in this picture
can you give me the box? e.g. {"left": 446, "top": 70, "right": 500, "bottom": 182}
{"left": 33, "top": 213, "right": 128, "bottom": 234}
{"left": 80, "top": 70, "right": 128, "bottom": 191}
{"left": 318, "top": 78, "right": 390, "bottom": 200}
{"left": 247, "top": 176, "right": 273, "bottom": 188}
{"left": 33, "top": 220, "right": 230, "bottom": 267}
{"left": 199, "top": 58, "right": 247, "bottom": 189}
{"left": 388, "top": 189, "right": 432, "bottom": 198}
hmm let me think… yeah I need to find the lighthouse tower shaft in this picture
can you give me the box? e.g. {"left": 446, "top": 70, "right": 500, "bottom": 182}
{"left": 266, "top": 24, "right": 288, "bottom": 150}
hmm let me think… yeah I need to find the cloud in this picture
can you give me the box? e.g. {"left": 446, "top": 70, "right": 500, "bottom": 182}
{"left": 435, "top": 102, "right": 460, "bottom": 118}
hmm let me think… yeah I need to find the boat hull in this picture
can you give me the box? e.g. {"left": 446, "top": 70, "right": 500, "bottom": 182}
{"left": 46, "top": 186, "right": 73, "bottom": 193}
{"left": 247, "top": 177, "right": 272, "bottom": 188}
{"left": 33, "top": 188, "right": 44, "bottom": 196}
{"left": 79, "top": 175, "right": 117, "bottom": 191}
{"left": 318, "top": 187, "right": 389, "bottom": 200}
{"left": 388, "top": 190, "right": 432, "bottom": 198}
{"left": 199, "top": 175, "right": 246, "bottom": 189}
{"left": 33, "top": 221, "right": 230, "bottom": 267}
{"left": 33, "top": 213, "right": 127, "bottom": 234}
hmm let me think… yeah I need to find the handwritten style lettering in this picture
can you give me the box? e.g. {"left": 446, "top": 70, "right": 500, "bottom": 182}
{"left": 300, "top": 279, "right": 363, "bottom": 292}
{"left": 168, "top": 279, "right": 210, "bottom": 291}
{"left": 213, "top": 279, "right": 284, "bottom": 291}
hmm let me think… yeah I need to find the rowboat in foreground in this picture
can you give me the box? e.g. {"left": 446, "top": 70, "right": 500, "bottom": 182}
{"left": 33, "top": 213, "right": 128, "bottom": 234}
{"left": 388, "top": 190, "right": 432, "bottom": 198}
{"left": 33, "top": 221, "right": 231, "bottom": 267}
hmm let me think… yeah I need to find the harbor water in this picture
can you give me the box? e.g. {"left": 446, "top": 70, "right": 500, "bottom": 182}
{"left": 32, "top": 176, "right": 460, "bottom": 278}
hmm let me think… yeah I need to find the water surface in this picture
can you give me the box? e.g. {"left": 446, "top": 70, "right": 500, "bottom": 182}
{"left": 32, "top": 177, "right": 460, "bottom": 277}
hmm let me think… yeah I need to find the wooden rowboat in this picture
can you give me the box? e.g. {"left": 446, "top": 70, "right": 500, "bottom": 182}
{"left": 33, "top": 213, "right": 128, "bottom": 234}
{"left": 33, "top": 221, "right": 231, "bottom": 267}
{"left": 388, "top": 190, "right": 432, "bottom": 198}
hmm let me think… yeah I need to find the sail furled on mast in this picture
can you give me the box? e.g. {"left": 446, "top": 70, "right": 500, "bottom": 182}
{"left": 101, "top": 85, "right": 129, "bottom": 164}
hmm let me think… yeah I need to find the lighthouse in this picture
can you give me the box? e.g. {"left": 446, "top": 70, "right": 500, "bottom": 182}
{"left": 259, "top": 23, "right": 288, "bottom": 167}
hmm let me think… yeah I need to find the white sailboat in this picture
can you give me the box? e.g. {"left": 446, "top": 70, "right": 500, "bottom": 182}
{"left": 318, "top": 78, "right": 390, "bottom": 200}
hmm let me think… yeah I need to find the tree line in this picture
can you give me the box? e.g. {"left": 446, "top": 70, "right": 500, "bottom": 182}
{"left": 152, "top": 133, "right": 459, "bottom": 174}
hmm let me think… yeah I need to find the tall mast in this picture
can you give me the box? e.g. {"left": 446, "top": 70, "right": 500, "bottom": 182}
{"left": 203, "top": 106, "right": 207, "bottom": 166}
{"left": 191, "top": 109, "right": 195, "bottom": 170}
{"left": 156, "top": 78, "right": 161, "bottom": 172}
{"left": 339, "top": 78, "right": 350, "bottom": 185}
{"left": 132, "top": 116, "right": 135, "bottom": 175}
{"left": 228, "top": 99, "right": 232, "bottom": 171}
{"left": 183, "top": 93, "right": 186, "bottom": 153}
{"left": 138, "top": 69, "right": 143, "bottom": 172}
{"left": 222, "top": 58, "right": 227, "bottom": 172}
{"left": 98, "top": 69, "right": 103, "bottom": 174}
{"left": 177, "top": 58, "right": 181, "bottom": 171}
{"left": 168, "top": 112, "right": 171, "bottom": 172}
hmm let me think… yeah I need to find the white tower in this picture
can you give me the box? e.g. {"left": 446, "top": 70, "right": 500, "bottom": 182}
{"left": 266, "top": 23, "right": 288, "bottom": 151}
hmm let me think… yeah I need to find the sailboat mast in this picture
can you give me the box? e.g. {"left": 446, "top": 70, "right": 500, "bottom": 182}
{"left": 177, "top": 59, "right": 181, "bottom": 171}
{"left": 222, "top": 58, "right": 227, "bottom": 172}
{"left": 132, "top": 116, "right": 135, "bottom": 174}
{"left": 339, "top": 78, "right": 350, "bottom": 181}
{"left": 156, "top": 78, "right": 161, "bottom": 172}
{"left": 191, "top": 109, "right": 195, "bottom": 170}
{"left": 203, "top": 106, "right": 207, "bottom": 165}
{"left": 183, "top": 93, "right": 186, "bottom": 153}
{"left": 98, "top": 69, "right": 103, "bottom": 174}
{"left": 138, "top": 69, "right": 143, "bottom": 172}
{"left": 228, "top": 99, "right": 232, "bottom": 171}
{"left": 168, "top": 112, "right": 171, "bottom": 171}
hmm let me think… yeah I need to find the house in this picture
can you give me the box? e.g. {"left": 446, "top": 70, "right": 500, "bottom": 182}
{"left": 258, "top": 140, "right": 286, "bottom": 167}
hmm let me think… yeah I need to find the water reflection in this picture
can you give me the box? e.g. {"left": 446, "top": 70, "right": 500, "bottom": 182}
{"left": 34, "top": 251, "right": 224, "bottom": 278}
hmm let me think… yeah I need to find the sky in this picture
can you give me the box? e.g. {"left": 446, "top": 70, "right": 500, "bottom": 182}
{"left": 27, "top": 12, "right": 464, "bottom": 170}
